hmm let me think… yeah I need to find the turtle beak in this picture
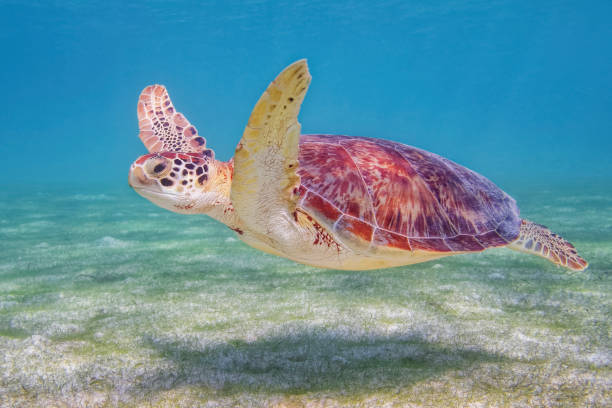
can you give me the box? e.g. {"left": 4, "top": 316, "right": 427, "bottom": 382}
{"left": 128, "top": 165, "right": 155, "bottom": 191}
{"left": 129, "top": 166, "right": 172, "bottom": 206}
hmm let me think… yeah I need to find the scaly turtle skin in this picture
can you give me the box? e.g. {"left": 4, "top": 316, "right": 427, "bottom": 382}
{"left": 128, "top": 60, "right": 588, "bottom": 271}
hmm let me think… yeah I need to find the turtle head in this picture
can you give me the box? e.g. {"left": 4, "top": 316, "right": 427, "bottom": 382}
{"left": 128, "top": 85, "right": 233, "bottom": 216}
{"left": 129, "top": 151, "right": 231, "bottom": 214}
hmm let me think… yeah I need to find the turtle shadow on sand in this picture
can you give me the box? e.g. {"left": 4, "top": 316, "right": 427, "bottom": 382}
{"left": 138, "top": 328, "right": 507, "bottom": 396}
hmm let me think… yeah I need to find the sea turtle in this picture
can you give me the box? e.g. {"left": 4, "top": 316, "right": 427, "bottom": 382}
{"left": 128, "top": 60, "right": 588, "bottom": 271}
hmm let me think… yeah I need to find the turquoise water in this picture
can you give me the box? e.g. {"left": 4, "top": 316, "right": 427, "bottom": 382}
{"left": 2, "top": 0, "right": 612, "bottom": 406}
{"left": 0, "top": 184, "right": 610, "bottom": 406}
{"left": 2, "top": 1, "right": 612, "bottom": 184}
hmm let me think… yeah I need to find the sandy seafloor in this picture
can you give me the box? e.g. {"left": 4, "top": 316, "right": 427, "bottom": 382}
{"left": 0, "top": 183, "right": 610, "bottom": 407}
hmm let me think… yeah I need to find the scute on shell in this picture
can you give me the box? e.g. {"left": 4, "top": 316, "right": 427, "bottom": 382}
{"left": 297, "top": 134, "right": 521, "bottom": 253}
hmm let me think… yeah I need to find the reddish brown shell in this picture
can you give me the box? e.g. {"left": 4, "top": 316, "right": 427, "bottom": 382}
{"left": 296, "top": 134, "right": 521, "bottom": 253}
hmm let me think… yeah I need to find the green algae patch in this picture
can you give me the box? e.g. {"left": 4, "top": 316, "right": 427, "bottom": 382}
{"left": 0, "top": 186, "right": 610, "bottom": 407}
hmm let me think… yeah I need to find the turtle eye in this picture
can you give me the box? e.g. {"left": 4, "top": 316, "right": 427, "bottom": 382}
{"left": 144, "top": 156, "right": 171, "bottom": 178}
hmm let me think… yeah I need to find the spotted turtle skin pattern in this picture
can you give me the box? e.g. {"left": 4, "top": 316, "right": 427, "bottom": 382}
{"left": 296, "top": 134, "right": 521, "bottom": 253}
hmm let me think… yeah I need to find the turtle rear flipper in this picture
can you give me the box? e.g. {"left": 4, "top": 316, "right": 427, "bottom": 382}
{"left": 230, "top": 60, "right": 311, "bottom": 239}
{"left": 508, "top": 219, "right": 588, "bottom": 271}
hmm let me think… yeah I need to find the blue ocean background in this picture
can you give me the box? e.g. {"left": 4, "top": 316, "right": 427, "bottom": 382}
{"left": 3, "top": 0, "right": 612, "bottom": 185}
{"left": 1, "top": 1, "right": 611, "bottom": 406}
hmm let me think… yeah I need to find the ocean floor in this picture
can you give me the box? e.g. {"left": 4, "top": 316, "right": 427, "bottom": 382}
{"left": 0, "top": 183, "right": 610, "bottom": 407}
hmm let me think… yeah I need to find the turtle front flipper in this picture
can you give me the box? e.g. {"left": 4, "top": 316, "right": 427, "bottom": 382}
{"left": 137, "top": 85, "right": 211, "bottom": 155}
{"left": 231, "top": 60, "right": 311, "bottom": 240}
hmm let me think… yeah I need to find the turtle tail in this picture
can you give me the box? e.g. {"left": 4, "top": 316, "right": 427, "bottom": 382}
{"left": 507, "top": 219, "right": 588, "bottom": 271}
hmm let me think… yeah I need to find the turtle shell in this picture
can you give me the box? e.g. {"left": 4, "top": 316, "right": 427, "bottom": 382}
{"left": 296, "top": 134, "right": 520, "bottom": 253}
